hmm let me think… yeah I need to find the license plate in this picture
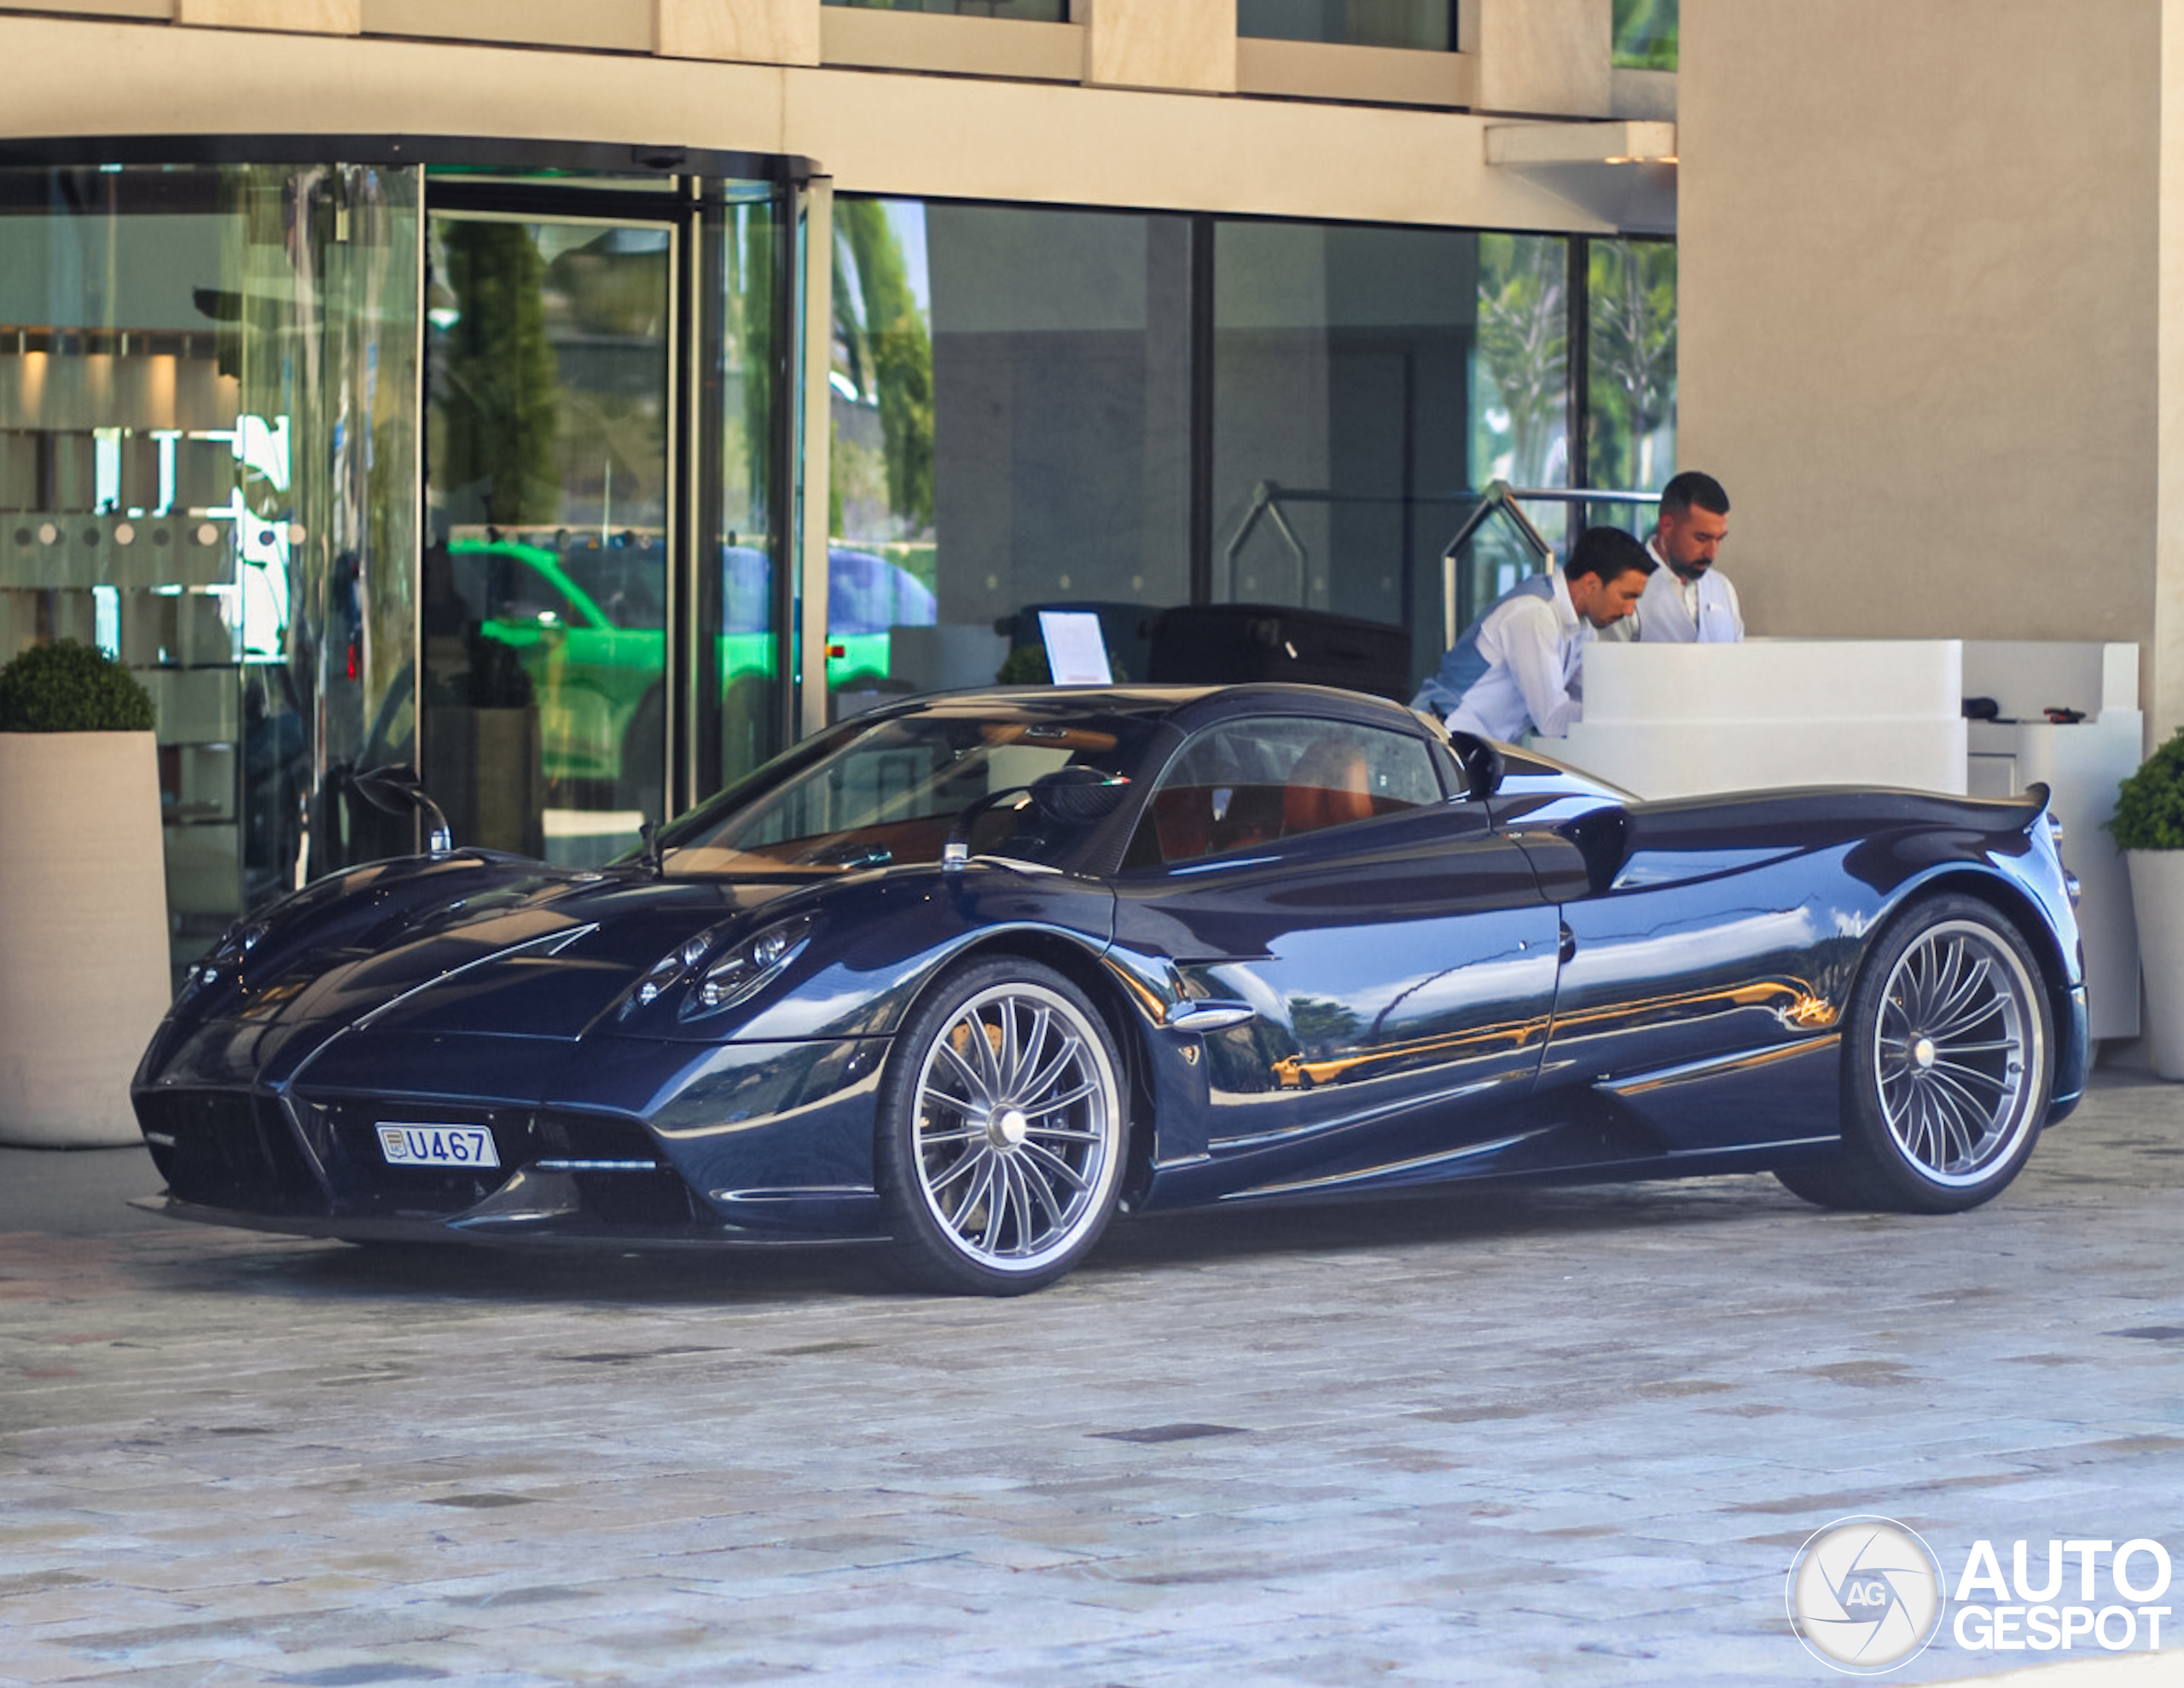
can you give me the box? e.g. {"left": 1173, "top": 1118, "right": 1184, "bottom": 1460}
{"left": 377, "top": 1123, "right": 500, "bottom": 1169}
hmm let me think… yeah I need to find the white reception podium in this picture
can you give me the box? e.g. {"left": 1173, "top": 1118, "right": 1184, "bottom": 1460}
{"left": 1554, "top": 638, "right": 2142, "bottom": 1041}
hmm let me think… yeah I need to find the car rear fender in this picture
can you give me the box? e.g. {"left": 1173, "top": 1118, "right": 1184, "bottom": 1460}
{"left": 1864, "top": 860, "right": 2088, "bottom": 1117}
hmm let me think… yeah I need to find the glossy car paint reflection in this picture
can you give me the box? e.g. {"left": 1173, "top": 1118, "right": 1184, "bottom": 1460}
{"left": 132, "top": 685, "right": 2088, "bottom": 1271}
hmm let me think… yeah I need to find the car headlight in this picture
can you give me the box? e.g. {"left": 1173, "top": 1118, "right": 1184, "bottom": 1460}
{"left": 180, "top": 918, "right": 270, "bottom": 999}
{"left": 692, "top": 914, "right": 816, "bottom": 1012}
{"left": 620, "top": 914, "right": 816, "bottom": 1020}
{"left": 626, "top": 931, "right": 717, "bottom": 1013}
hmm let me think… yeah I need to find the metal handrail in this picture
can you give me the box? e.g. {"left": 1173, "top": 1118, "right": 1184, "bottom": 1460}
{"left": 1438, "top": 483, "right": 1660, "bottom": 647}
{"left": 1217, "top": 479, "right": 1660, "bottom": 642}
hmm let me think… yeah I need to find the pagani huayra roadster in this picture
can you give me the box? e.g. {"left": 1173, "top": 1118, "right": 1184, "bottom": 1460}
{"left": 135, "top": 684, "right": 2086, "bottom": 1294}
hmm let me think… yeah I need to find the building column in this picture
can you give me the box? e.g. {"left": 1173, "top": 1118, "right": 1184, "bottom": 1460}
{"left": 2158, "top": 0, "right": 2184, "bottom": 745}
{"left": 1470, "top": 0, "right": 1612, "bottom": 118}
{"left": 656, "top": 0, "right": 819, "bottom": 66}
{"left": 1081, "top": 0, "right": 1233, "bottom": 95}
{"left": 175, "top": 0, "right": 358, "bottom": 32}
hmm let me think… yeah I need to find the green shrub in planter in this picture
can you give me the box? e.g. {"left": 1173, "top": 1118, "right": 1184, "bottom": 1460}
{"left": 0, "top": 639, "right": 156, "bottom": 734}
{"left": 2110, "top": 727, "right": 2184, "bottom": 851}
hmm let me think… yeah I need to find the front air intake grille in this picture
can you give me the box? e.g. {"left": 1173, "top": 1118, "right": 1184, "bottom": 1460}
{"left": 137, "top": 1091, "right": 328, "bottom": 1215}
{"left": 533, "top": 1111, "right": 700, "bottom": 1229}
{"left": 312, "top": 1102, "right": 528, "bottom": 1218}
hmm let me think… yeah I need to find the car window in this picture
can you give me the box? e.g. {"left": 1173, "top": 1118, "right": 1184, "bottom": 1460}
{"left": 666, "top": 709, "right": 1159, "bottom": 872}
{"left": 1129, "top": 716, "right": 1443, "bottom": 868}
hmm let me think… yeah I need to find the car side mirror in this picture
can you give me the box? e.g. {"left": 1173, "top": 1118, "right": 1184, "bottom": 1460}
{"left": 1449, "top": 734, "right": 1506, "bottom": 802}
{"left": 1028, "top": 766, "right": 1133, "bottom": 822}
{"left": 351, "top": 762, "right": 454, "bottom": 856}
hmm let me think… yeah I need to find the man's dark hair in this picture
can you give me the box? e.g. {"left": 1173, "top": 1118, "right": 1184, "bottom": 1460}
{"left": 1659, "top": 470, "right": 1730, "bottom": 518}
{"left": 1565, "top": 525, "right": 1656, "bottom": 585}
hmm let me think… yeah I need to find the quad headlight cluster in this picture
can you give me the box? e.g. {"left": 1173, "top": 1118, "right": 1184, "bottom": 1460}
{"left": 180, "top": 918, "right": 269, "bottom": 998}
{"left": 624, "top": 914, "right": 816, "bottom": 1020}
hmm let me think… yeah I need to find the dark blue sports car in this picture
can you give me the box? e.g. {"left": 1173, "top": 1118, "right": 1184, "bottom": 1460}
{"left": 134, "top": 683, "right": 2088, "bottom": 1295}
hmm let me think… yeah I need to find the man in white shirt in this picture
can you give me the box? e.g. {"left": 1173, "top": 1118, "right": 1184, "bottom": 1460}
{"left": 1411, "top": 527, "right": 1654, "bottom": 742}
{"left": 1629, "top": 470, "right": 1742, "bottom": 643}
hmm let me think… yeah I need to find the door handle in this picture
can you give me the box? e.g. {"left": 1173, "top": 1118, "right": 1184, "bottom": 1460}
{"left": 1558, "top": 922, "right": 1576, "bottom": 965}
{"left": 1165, "top": 998, "right": 1257, "bottom": 1034}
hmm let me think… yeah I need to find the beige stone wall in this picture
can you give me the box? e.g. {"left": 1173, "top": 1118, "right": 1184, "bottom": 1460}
{"left": 2159, "top": 0, "right": 2184, "bottom": 742}
{"left": 0, "top": 14, "right": 1616, "bottom": 235}
{"left": 1679, "top": 0, "right": 2164, "bottom": 719}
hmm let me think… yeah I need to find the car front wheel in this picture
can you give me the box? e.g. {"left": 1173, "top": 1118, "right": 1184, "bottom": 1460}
{"left": 874, "top": 958, "right": 1128, "bottom": 1295}
{"left": 1778, "top": 893, "right": 2052, "bottom": 1213}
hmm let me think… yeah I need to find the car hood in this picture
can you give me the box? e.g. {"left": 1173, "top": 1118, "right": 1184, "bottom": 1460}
{"left": 213, "top": 858, "right": 806, "bottom": 1041}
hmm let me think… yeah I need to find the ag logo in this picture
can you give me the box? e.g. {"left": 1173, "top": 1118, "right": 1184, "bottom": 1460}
{"left": 1787, "top": 1516, "right": 1946, "bottom": 1673}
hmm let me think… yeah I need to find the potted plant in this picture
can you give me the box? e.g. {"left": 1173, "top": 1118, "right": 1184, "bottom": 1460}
{"left": 0, "top": 640, "right": 171, "bottom": 1147}
{"left": 2112, "top": 727, "right": 2184, "bottom": 1079}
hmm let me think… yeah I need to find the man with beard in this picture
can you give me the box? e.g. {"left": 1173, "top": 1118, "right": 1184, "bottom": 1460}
{"left": 1629, "top": 470, "right": 1742, "bottom": 643}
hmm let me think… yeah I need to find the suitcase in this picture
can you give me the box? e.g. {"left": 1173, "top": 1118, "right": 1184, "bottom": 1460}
{"left": 1146, "top": 603, "right": 1412, "bottom": 702}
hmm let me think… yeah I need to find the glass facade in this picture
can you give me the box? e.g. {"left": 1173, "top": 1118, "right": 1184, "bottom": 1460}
{"left": 417, "top": 177, "right": 785, "bottom": 868}
{"left": 829, "top": 200, "right": 1191, "bottom": 702}
{"left": 1213, "top": 220, "right": 1477, "bottom": 682}
{"left": 0, "top": 156, "right": 790, "bottom": 968}
{"left": 0, "top": 148, "right": 1670, "bottom": 957}
{"left": 0, "top": 163, "right": 420, "bottom": 973}
{"left": 1585, "top": 236, "right": 1677, "bottom": 512}
{"left": 1237, "top": 1, "right": 1455, "bottom": 51}
{"left": 1613, "top": 0, "right": 1678, "bottom": 70}
{"left": 424, "top": 211, "right": 675, "bottom": 861}
{"left": 829, "top": 205, "right": 1655, "bottom": 703}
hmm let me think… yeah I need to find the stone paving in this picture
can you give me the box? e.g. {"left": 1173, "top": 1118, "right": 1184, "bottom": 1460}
{"left": 5, "top": 1076, "right": 2184, "bottom": 1685}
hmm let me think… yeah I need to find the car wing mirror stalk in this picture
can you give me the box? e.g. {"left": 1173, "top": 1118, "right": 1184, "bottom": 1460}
{"left": 351, "top": 762, "right": 453, "bottom": 857}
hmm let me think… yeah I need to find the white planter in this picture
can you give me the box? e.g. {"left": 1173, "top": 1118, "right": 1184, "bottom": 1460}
{"left": 0, "top": 732, "right": 171, "bottom": 1146}
{"left": 2128, "top": 849, "right": 2184, "bottom": 1082}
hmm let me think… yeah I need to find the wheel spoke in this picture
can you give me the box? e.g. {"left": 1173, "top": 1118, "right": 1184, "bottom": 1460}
{"left": 1020, "top": 1138, "right": 1090, "bottom": 1193}
{"left": 993, "top": 1001, "right": 1029, "bottom": 1096}
{"left": 1927, "top": 961, "right": 2000, "bottom": 1037}
{"left": 971, "top": 1011, "right": 1006, "bottom": 1093}
{"left": 1029, "top": 1076, "right": 1101, "bottom": 1116}
{"left": 1009, "top": 1153, "right": 1061, "bottom": 1233}
{"left": 1930, "top": 1065, "right": 2001, "bottom": 1128}
{"left": 1001, "top": 1156, "right": 1043, "bottom": 1251}
{"left": 928, "top": 1144, "right": 988, "bottom": 1197}
{"left": 934, "top": 1035, "right": 995, "bottom": 1110}
{"left": 1920, "top": 1091, "right": 1952, "bottom": 1168}
{"left": 1014, "top": 1033, "right": 1082, "bottom": 1108}
{"left": 971, "top": 1156, "right": 1008, "bottom": 1250}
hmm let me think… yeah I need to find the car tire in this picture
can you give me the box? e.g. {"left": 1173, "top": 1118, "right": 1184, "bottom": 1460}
{"left": 874, "top": 957, "right": 1128, "bottom": 1296}
{"left": 1770, "top": 1160, "right": 1867, "bottom": 1209}
{"left": 1786, "top": 893, "right": 2053, "bottom": 1215}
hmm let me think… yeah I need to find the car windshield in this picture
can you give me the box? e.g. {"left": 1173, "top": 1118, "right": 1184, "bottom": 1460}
{"left": 661, "top": 705, "right": 1165, "bottom": 874}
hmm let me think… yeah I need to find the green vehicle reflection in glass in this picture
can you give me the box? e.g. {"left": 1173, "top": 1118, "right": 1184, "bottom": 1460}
{"left": 446, "top": 534, "right": 938, "bottom": 802}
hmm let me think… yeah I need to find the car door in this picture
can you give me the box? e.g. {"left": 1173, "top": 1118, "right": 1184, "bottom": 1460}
{"left": 1505, "top": 806, "right": 1849, "bottom": 1153}
{"left": 1110, "top": 711, "right": 1561, "bottom": 1192}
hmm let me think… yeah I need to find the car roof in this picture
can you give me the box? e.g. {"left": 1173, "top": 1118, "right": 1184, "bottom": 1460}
{"left": 881, "top": 682, "right": 1430, "bottom": 735}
